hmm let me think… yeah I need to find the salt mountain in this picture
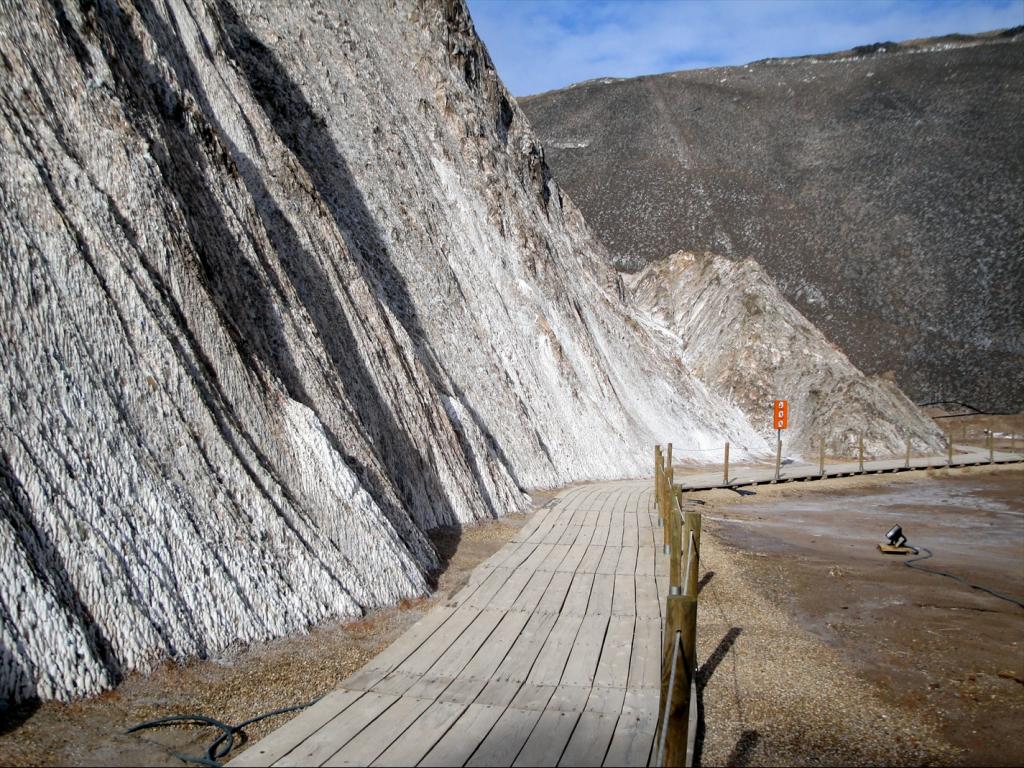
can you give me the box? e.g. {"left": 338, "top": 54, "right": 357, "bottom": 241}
{"left": 0, "top": 0, "right": 938, "bottom": 704}
{"left": 520, "top": 31, "right": 1024, "bottom": 413}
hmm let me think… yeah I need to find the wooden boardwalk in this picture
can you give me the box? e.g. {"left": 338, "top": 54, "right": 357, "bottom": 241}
{"left": 231, "top": 481, "right": 667, "bottom": 767}
{"left": 677, "top": 443, "right": 1022, "bottom": 492}
{"left": 231, "top": 442, "right": 1022, "bottom": 767}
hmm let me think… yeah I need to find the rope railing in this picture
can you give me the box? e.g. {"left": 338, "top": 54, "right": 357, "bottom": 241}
{"left": 653, "top": 443, "right": 699, "bottom": 767}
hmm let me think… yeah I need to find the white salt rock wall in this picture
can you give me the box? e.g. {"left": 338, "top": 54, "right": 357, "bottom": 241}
{"left": 1, "top": 0, "right": 766, "bottom": 705}
{"left": 629, "top": 252, "right": 945, "bottom": 456}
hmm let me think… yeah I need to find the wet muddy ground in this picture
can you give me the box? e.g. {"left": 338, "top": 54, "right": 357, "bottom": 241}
{"left": 691, "top": 465, "right": 1024, "bottom": 766}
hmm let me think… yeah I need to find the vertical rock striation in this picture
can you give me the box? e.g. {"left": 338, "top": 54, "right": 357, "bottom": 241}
{"left": 1, "top": 0, "right": 767, "bottom": 703}
{"left": 629, "top": 252, "right": 944, "bottom": 455}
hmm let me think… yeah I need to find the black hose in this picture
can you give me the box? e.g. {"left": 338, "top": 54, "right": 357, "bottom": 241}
{"left": 916, "top": 400, "right": 1020, "bottom": 418}
{"left": 126, "top": 700, "right": 318, "bottom": 766}
{"left": 903, "top": 545, "right": 1024, "bottom": 610}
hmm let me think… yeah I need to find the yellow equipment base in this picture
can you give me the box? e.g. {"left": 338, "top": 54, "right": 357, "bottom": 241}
{"left": 878, "top": 544, "right": 916, "bottom": 555}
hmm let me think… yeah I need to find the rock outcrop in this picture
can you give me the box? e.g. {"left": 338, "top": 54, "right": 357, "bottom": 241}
{"left": 629, "top": 252, "right": 944, "bottom": 455}
{"left": 1, "top": 0, "right": 768, "bottom": 704}
{"left": 520, "top": 30, "right": 1024, "bottom": 412}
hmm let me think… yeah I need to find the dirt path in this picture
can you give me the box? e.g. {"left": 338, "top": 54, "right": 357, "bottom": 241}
{"left": 693, "top": 465, "right": 1023, "bottom": 767}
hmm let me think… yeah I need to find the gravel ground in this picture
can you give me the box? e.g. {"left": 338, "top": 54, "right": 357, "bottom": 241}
{"left": 0, "top": 512, "right": 529, "bottom": 767}
{"left": 696, "top": 525, "right": 958, "bottom": 766}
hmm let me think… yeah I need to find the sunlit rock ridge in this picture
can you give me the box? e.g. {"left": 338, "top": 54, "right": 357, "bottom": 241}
{"left": 0, "top": 0, "right": 767, "bottom": 703}
{"left": 629, "top": 252, "right": 943, "bottom": 455}
{"left": 521, "top": 30, "right": 1024, "bottom": 412}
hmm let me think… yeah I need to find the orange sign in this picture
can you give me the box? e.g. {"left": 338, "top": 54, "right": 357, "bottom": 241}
{"left": 773, "top": 399, "right": 789, "bottom": 430}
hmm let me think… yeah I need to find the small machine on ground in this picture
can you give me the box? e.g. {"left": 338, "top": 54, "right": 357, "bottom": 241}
{"left": 878, "top": 524, "right": 917, "bottom": 555}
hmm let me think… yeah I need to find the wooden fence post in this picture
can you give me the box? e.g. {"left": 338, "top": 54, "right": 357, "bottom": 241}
{"left": 858, "top": 433, "right": 864, "bottom": 472}
{"left": 657, "top": 595, "right": 697, "bottom": 768}
{"left": 685, "top": 511, "right": 701, "bottom": 598}
{"left": 905, "top": 439, "right": 911, "bottom": 469}
{"left": 655, "top": 445, "right": 662, "bottom": 527}
{"left": 723, "top": 441, "right": 730, "bottom": 486}
{"left": 669, "top": 498, "right": 682, "bottom": 593}
{"left": 819, "top": 437, "right": 825, "bottom": 477}
{"left": 948, "top": 435, "right": 954, "bottom": 466}
{"left": 989, "top": 431, "right": 994, "bottom": 464}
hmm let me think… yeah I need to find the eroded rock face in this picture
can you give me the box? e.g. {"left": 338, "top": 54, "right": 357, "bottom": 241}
{"left": 520, "top": 31, "right": 1024, "bottom": 412}
{"left": 629, "top": 252, "right": 945, "bottom": 456}
{"left": 1, "top": 0, "right": 769, "bottom": 703}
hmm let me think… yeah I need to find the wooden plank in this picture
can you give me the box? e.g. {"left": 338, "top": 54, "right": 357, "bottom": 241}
{"left": 228, "top": 689, "right": 362, "bottom": 767}
{"left": 606, "top": 514, "right": 625, "bottom": 548}
{"left": 372, "top": 670, "right": 421, "bottom": 696}
{"left": 558, "top": 711, "right": 618, "bottom": 767}
{"left": 539, "top": 543, "right": 571, "bottom": 572}
{"left": 534, "top": 571, "right": 574, "bottom": 615}
{"left": 520, "top": 543, "right": 555, "bottom": 572}
{"left": 560, "top": 614, "right": 609, "bottom": 687}
{"left": 370, "top": 700, "right": 467, "bottom": 767}
{"left": 561, "top": 572, "right": 595, "bottom": 617}
{"left": 578, "top": 545, "right": 604, "bottom": 573}
{"left": 548, "top": 684, "right": 591, "bottom": 713}
{"left": 346, "top": 607, "right": 455, "bottom": 680}
{"left": 616, "top": 548, "right": 639, "bottom": 577}
{"left": 627, "top": 620, "right": 661, "bottom": 691}
{"left": 322, "top": 696, "right": 434, "bottom": 767}
{"left": 426, "top": 609, "right": 506, "bottom": 680}
{"left": 476, "top": 679, "right": 524, "bottom": 708}
{"left": 466, "top": 568, "right": 516, "bottom": 609}
{"left": 511, "top": 569, "right": 555, "bottom": 613}
{"left": 556, "top": 528, "right": 594, "bottom": 573}
{"left": 274, "top": 692, "right": 399, "bottom": 767}
{"left": 419, "top": 703, "right": 505, "bottom": 767}
{"left": 557, "top": 525, "right": 581, "bottom": 545}
{"left": 596, "top": 546, "right": 621, "bottom": 575}
{"left": 509, "top": 682, "right": 556, "bottom": 711}
{"left": 634, "top": 576, "right": 660, "bottom": 620}
{"left": 466, "top": 708, "right": 544, "bottom": 767}
{"left": 586, "top": 686, "right": 626, "bottom": 717}
{"left": 437, "top": 676, "right": 488, "bottom": 705}
{"left": 587, "top": 573, "right": 615, "bottom": 616}
{"left": 405, "top": 675, "right": 453, "bottom": 700}
{"left": 594, "top": 615, "right": 634, "bottom": 689}
{"left": 336, "top": 665, "right": 390, "bottom": 693}
{"left": 487, "top": 567, "right": 535, "bottom": 611}
{"left": 459, "top": 610, "right": 532, "bottom": 681}
{"left": 494, "top": 611, "right": 560, "bottom": 683}
{"left": 527, "top": 613, "right": 585, "bottom": 686}
{"left": 603, "top": 689, "right": 658, "bottom": 767}
{"left": 512, "top": 710, "right": 580, "bottom": 768}
{"left": 396, "top": 606, "right": 481, "bottom": 675}
{"left": 612, "top": 574, "right": 636, "bottom": 618}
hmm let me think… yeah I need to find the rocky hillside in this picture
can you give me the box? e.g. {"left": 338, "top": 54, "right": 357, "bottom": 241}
{"left": 629, "top": 252, "right": 943, "bottom": 455}
{"left": 0, "top": 0, "right": 945, "bottom": 706}
{"left": 0, "top": 0, "right": 771, "bottom": 704}
{"left": 521, "top": 30, "right": 1024, "bottom": 411}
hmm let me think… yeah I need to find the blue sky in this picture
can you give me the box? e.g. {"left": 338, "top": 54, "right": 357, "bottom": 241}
{"left": 467, "top": 0, "right": 1024, "bottom": 95}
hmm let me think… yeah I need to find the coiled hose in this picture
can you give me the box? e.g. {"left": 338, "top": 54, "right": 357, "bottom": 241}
{"left": 126, "top": 699, "right": 318, "bottom": 767}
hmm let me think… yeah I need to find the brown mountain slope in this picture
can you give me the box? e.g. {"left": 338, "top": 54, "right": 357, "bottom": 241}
{"left": 520, "top": 30, "right": 1024, "bottom": 411}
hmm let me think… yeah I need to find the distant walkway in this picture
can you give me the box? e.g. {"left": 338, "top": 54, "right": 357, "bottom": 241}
{"left": 676, "top": 444, "right": 1022, "bottom": 492}
{"left": 230, "top": 481, "right": 667, "bottom": 767}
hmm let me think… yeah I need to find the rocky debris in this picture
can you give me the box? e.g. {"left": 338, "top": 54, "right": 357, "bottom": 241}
{"left": 1, "top": 0, "right": 770, "bottom": 704}
{"left": 629, "top": 252, "right": 944, "bottom": 455}
{"left": 520, "top": 29, "right": 1024, "bottom": 412}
